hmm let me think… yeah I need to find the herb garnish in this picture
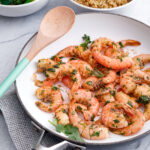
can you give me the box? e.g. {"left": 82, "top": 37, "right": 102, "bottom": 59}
{"left": 119, "top": 42, "right": 124, "bottom": 48}
{"left": 71, "top": 69, "right": 77, "bottom": 75}
{"left": 47, "top": 68, "right": 55, "bottom": 72}
{"left": 49, "top": 119, "right": 84, "bottom": 142}
{"left": 127, "top": 101, "right": 133, "bottom": 108}
{"left": 86, "top": 81, "right": 93, "bottom": 85}
{"left": 104, "top": 100, "right": 110, "bottom": 106}
{"left": 51, "top": 86, "right": 59, "bottom": 91}
{"left": 86, "top": 67, "right": 104, "bottom": 78}
{"left": 80, "top": 34, "right": 91, "bottom": 50}
{"left": 113, "top": 119, "right": 120, "bottom": 123}
{"left": 136, "top": 95, "right": 150, "bottom": 105}
{"left": 91, "top": 131, "right": 100, "bottom": 137}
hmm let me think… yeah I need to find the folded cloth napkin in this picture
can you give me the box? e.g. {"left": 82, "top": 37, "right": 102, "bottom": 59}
{"left": 0, "top": 91, "right": 60, "bottom": 150}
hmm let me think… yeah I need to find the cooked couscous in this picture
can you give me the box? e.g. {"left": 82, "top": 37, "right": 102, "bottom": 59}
{"left": 74, "top": 0, "right": 131, "bottom": 8}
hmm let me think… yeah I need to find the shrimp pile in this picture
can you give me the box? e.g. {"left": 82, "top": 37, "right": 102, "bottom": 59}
{"left": 34, "top": 34, "right": 150, "bottom": 141}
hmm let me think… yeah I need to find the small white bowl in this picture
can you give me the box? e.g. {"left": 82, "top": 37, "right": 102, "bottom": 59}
{"left": 0, "top": 0, "right": 48, "bottom": 17}
{"left": 70, "top": 0, "right": 135, "bottom": 12}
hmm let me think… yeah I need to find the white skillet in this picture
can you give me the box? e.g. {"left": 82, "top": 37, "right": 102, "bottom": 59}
{"left": 16, "top": 13, "right": 150, "bottom": 146}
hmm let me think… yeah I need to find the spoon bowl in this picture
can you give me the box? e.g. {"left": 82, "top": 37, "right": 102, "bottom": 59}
{"left": 26, "top": 6, "right": 75, "bottom": 60}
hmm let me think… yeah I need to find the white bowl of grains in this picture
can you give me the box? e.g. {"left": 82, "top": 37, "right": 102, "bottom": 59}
{"left": 70, "top": 0, "right": 135, "bottom": 11}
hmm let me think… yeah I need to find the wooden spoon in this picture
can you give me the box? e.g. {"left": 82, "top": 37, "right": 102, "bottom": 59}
{"left": 0, "top": 6, "right": 75, "bottom": 97}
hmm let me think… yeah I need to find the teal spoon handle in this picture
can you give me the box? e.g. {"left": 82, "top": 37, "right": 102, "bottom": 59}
{"left": 0, "top": 57, "right": 29, "bottom": 98}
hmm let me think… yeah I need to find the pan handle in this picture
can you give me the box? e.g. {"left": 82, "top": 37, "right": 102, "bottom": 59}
{"left": 36, "top": 141, "right": 86, "bottom": 150}
{"left": 31, "top": 121, "right": 86, "bottom": 150}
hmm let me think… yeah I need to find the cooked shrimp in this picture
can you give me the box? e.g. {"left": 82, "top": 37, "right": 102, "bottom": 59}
{"left": 82, "top": 70, "right": 116, "bottom": 91}
{"left": 69, "top": 100, "right": 109, "bottom": 140}
{"left": 45, "top": 63, "right": 82, "bottom": 92}
{"left": 120, "top": 70, "right": 141, "bottom": 94}
{"left": 37, "top": 58, "right": 57, "bottom": 72}
{"left": 104, "top": 39, "right": 140, "bottom": 58}
{"left": 35, "top": 86, "right": 63, "bottom": 112}
{"left": 95, "top": 83, "right": 115, "bottom": 106}
{"left": 68, "top": 60, "right": 93, "bottom": 78}
{"left": 115, "top": 91, "right": 139, "bottom": 109}
{"left": 55, "top": 104, "right": 70, "bottom": 125}
{"left": 70, "top": 89, "right": 100, "bottom": 121}
{"left": 82, "top": 76, "right": 98, "bottom": 91}
{"left": 62, "top": 76, "right": 74, "bottom": 89}
{"left": 57, "top": 46, "right": 98, "bottom": 67}
{"left": 96, "top": 83, "right": 115, "bottom": 96}
{"left": 101, "top": 102, "right": 128, "bottom": 129}
{"left": 91, "top": 37, "right": 133, "bottom": 70}
{"left": 33, "top": 74, "right": 56, "bottom": 87}
{"left": 133, "top": 69, "right": 150, "bottom": 84}
{"left": 133, "top": 84, "right": 150, "bottom": 121}
{"left": 93, "top": 70, "right": 117, "bottom": 90}
{"left": 93, "top": 51, "right": 133, "bottom": 70}
{"left": 132, "top": 54, "right": 150, "bottom": 69}
{"left": 117, "top": 39, "right": 141, "bottom": 47}
{"left": 112, "top": 108, "right": 145, "bottom": 136}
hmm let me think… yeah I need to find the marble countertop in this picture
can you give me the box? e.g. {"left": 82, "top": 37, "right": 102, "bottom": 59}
{"left": 0, "top": 0, "right": 150, "bottom": 150}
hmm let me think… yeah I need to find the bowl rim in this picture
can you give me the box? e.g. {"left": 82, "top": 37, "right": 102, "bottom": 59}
{"left": 0, "top": 0, "right": 41, "bottom": 8}
{"left": 70, "top": 0, "right": 135, "bottom": 11}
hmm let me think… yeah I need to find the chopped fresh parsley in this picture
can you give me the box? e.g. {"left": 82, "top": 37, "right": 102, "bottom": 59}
{"left": 47, "top": 68, "right": 55, "bottom": 72}
{"left": 71, "top": 69, "right": 77, "bottom": 75}
{"left": 86, "top": 67, "right": 104, "bottom": 78}
{"left": 77, "top": 106, "right": 82, "bottom": 111}
{"left": 51, "top": 86, "right": 59, "bottom": 91}
{"left": 71, "top": 76, "right": 78, "bottom": 82}
{"left": 137, "top": 58, "right": 141, "bottom": 62}
{"left": 48, "top": 119, "right": 84, "bottom": 142}
{"left": 86, "top": 81, "right": 93, "bottom": 85}
{"left": 51, "top": 55, "right": 56, "bottom": 60}
{"left": 127, "top": 101, "right": 133, "bottom": 108}
{"left": 109, "top": 90, "right": 116, "bottom": 96}
{"left": 113, "top": 119, "right": 120, "bottom": 123}
{"left": 104, "top": 100, "right": 110, "bottom": 106}
{"left": 53, "top": 64, "right": 59, "bottom": 68}
{"left": 91, "top": 114, "right": 95, "bottom": 121}
{"left": 91, "top": 131, "right": 100, "bottom": 137}
{"left": 137, "top": 95, "right": 150, "bottom": 105}
{"left": 119, "top": 42, "right": 124, "bottom": 48}
{"left": 128, "top": 121, "right": 134, "bottom": 126}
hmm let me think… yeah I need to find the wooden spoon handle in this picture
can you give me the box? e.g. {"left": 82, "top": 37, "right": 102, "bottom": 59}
{"left": 0, "top": 57, "right": 29, "bottom": 98}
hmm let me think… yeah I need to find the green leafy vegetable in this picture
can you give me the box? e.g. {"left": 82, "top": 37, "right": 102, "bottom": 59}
{"left": 49, "top": 120, "right": 84, "bottom": 142}
{"left": 1, "top": 0, "right": 34, "bottom": 5}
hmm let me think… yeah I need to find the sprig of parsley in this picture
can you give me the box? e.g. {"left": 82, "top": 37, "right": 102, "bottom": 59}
{"left": 48, "top": 119, "right": 84, "bottom": 142}
{"left": 80, "top": 34, "right": 91, "bottom": 50}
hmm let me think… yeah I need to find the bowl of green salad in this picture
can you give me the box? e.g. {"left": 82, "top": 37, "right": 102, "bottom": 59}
{"left": 0, "top": 0, "right": 48, "bottom": 17}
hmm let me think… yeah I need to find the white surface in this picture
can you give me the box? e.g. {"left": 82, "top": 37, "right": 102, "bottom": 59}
{"left": 16, "top": 13, "right": 150, "bottom": 144}
{"left": 0, "top": 0, "right": 48, "bottom": 17}
{"left": 1, "top": 0, "right": 150, "bottom": 150}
